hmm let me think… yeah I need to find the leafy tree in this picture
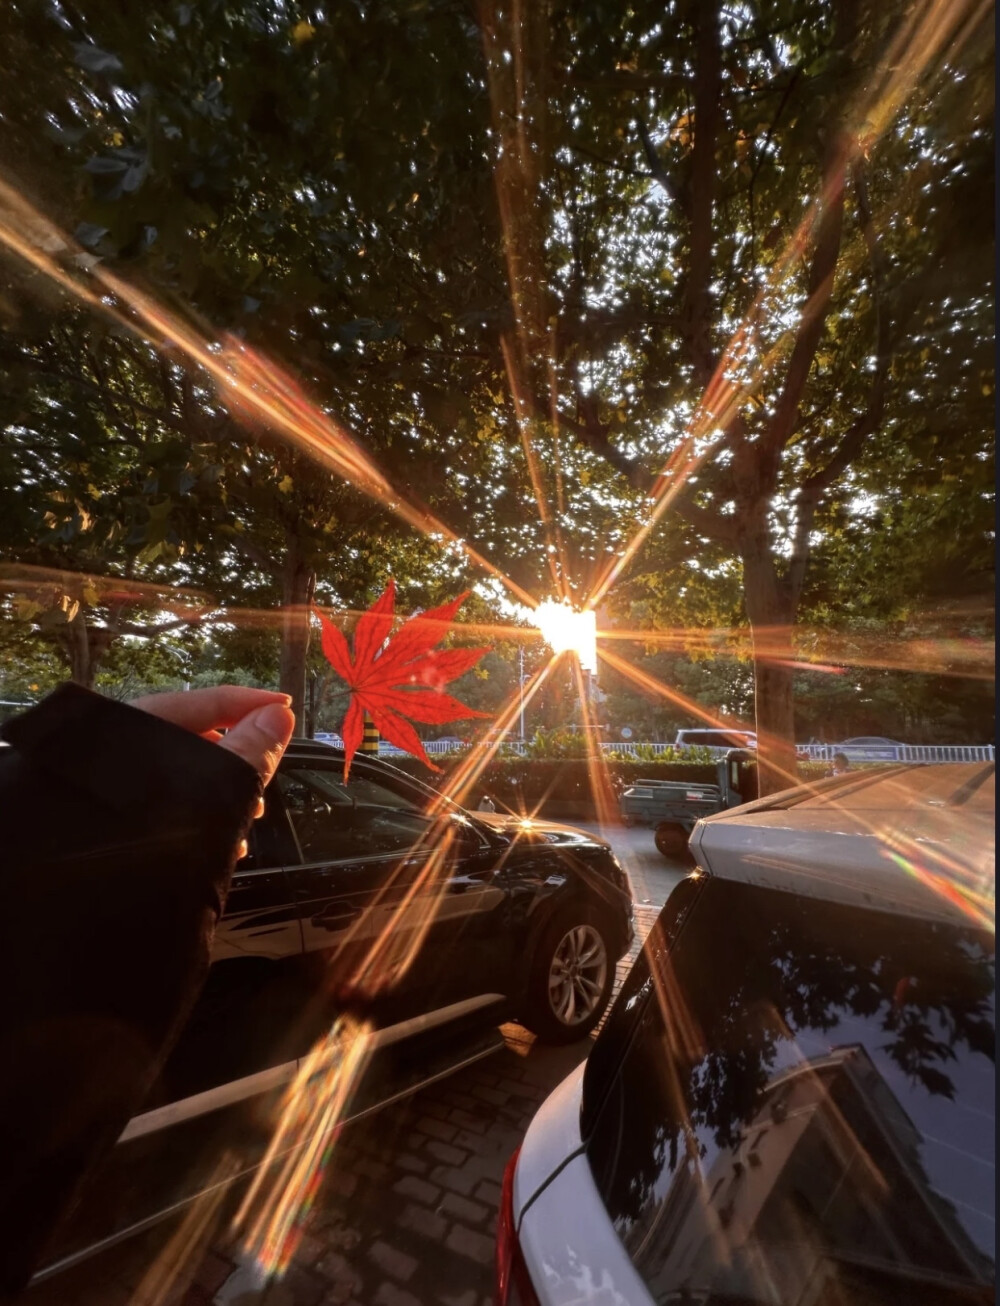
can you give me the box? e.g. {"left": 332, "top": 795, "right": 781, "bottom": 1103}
{"left": 0, "top": 307, "right": 221, "bottom": 685}
{"left": 0, "top": 0, "right": 547, "bottom": 716}
{"left": 479, "top": 0, "right": 994, "bottom": 789}
{"left": 1, "top": 0, "right": 991, "bottom": 766}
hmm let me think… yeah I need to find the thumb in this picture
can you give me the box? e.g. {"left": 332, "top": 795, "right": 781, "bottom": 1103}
{"left": 219, "top": 702, "right": 295, "bottom": 786}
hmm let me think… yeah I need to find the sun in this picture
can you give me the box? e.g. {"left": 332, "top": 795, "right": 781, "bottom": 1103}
{"left": 535, "top": 600, "right": 598, "bottom": 674}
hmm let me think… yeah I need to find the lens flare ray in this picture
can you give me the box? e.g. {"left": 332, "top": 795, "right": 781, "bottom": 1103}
{"left": 0, "top": 178, "right": 539, "bottom": 612}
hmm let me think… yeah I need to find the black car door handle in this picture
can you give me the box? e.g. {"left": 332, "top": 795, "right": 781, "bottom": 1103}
{"left": 311, "top": 903, "right": 362, "bottom": 931}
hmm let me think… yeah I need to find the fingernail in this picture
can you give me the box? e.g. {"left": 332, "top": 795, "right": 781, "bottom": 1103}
{"left": 237, "top": 839, "right": 249, "bottom": 861}
{"left": 254, "top": 796, "right": 266, "bottom": 819}
{"left": 256, "top": 703, "right": 295, "bottom": 746}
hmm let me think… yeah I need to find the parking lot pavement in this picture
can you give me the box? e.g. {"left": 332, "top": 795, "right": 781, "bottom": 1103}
{"left": 23, "top": 871, "right": 670, "bottom": 1306}
{"left": 23, "top": 1028, "right": 601, "bottom": 1306}
{"left": 571, "top": 820, "right": 691, "bottom": 912}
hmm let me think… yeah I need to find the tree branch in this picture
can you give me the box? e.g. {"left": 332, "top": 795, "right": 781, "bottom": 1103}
{"left": 786, "top": 161, "right": 891, "bottom": 604}
{"left": 570, "top": 141, "right": 651, "bottom": 181}
{"left": 550, "top": 405, "right": 646, "bottom": 486}
{"left": 6, "top": 356, "right": 195, "bottom": 444}
{"left": 635, "top": 119, "right": 678, "bottom": 204}
{"left": 672, "top": 493, "right": 739, "bottom": 546}
{"left": 759, "top": 145, "right": 847, "bottom": 472}
{"left": 118, "top": 611, "right": 214, "bottom": 637}
{"left": 800, "top": 161, "right": 890, "bottom": 498}
{"left": 681, "top": 1, "right": 723, "bottom": 388}
{"left": 224, "top": 528, "right": 281, "bottom": 575}
{"left": 746, "top": 68, "right": 800, "bottom": 267}
{"left": 553, "top": 68, "right": 685, "bottom": 95}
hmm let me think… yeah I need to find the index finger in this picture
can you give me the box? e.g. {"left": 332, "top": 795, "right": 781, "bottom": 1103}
{"left": 128, "top": 686, "right": 291, "bottom": 735}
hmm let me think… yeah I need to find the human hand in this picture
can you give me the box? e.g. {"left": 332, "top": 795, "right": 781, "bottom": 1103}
{"left": 127, "top": 686, "right": 295, "bottom": 787}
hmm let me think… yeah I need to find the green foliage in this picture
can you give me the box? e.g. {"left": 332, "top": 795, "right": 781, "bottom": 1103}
{"left": 0, "top": 0, "right": 991, "bottom": 752}
{"left": 389, "top": 755, "right": 721, "bottom": 820}
{"left": 603, "top": 742, "right": 717, "bottom": 763}
{"left": 524, "top": 727, "right": 592, "bottom": 759}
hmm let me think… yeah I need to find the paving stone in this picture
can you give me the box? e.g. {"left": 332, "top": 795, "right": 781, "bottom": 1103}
{"left": 373, "top": 1283, "right": 423, "bottom": 1306}
{"left": 429, "top": 1164, "right": 479, "bottom": 1197}
{"left": 443, "top": 1090, "right": 481, "bottom": 1112}
{"left": 415, "top": 1116, "right": 458, "bottom": 1143}
{"left": 398, "top": 1202, "right": 449, "bottom": 1242}
{"left": 364, "top": 1135, "right": 412, "bottom": 1163}
{"left": 311, "top": 1220, "right": 362, "bottom": 1252}
{"left": 290, "top": 1234, "right": 326, "bottom": 1269}
{"left": 314, "top": 1249, "right": 363, "bottom": 1301}
{"left": 438, "top": 1192, "right": 488, "bottom": 1226}
{"left": 417, "top": 1099, "right": 452, "bottom": 1122}
{"left": 496, "top": 1079, "right": 544, "bottom": 1100}
{"left": 472, "top": 1179, "right": 503, "bottom": 1207}
{"left": 392, "top": 1174, "right": 442, "bottom": 1206}
{"left": 279, "top": 1266, "right": 328, "bottom": 1306}
{"left": 424, "top": 1138, "right": 469, "bottom": 1166}
{"left": 496, "top": 1108, "right": 530, "bottom": 1133}
{"left": 368, "top": 1241, "right": 418, "bottom": 1283}
{"left": 323, "top": 1169, "right": 358, "bottom": 1200}
{"left": 438, "top": 1291, "right": 478, "bottom": 1306}
{"left": 444, "top": 1224, "right": 495, "bottom": 1266}
{"left": 471, "top": 1084, "right": 508, "bottom": 1107}
{"left": 469, "top": 1069, "right": 499, "bottom": 1087}
{"left": 318, "top": 1287, "right": 362, "bottom": 1306}
{"left": 397, "top": 1151, "right": 429, "bottom": 1174}
{"left": 447, "top": 1109, "right": 489, "bottom": 1134}
{"left": 355, "top": 1157, "right": 391, "bottom": 1183}
{"left": 452, "top": 1128, "right": 489, "bottom": 1152}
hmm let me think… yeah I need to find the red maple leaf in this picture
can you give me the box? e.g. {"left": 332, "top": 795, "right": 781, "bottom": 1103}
{"left": 314, "top": 580, "right": 491, "bottom": 777}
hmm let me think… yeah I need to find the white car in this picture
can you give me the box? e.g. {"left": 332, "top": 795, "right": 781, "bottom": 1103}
{"left": 674, "top": 727, "right": 757, "bottom": 753}
{"left": 497, "top": 763, "right": 995, "bottom": 1305}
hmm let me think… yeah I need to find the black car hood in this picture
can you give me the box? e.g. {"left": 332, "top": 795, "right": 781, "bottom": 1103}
{"left": 475, "top": 812, "right": 608, "bottom": 847}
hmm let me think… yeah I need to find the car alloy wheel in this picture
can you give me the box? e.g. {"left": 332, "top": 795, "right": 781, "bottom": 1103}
{"left": 547, "top": 924, "right": 608, "bottom": 1026}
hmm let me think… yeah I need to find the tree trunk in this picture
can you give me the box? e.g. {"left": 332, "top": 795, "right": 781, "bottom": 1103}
{"left": 741, "top": 538, "right": 799, "bottom": 797}
{"left": 61, "top": 608, "right": 112, "bottom": 691}
{"left": 278, "top": 529, "right": 315, "bottom": 731}
{"left": 67, "top": 610, "right": 94, "bottom": 689}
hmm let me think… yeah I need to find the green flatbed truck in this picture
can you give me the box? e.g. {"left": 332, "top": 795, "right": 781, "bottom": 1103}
{"left": 619, "top": 749, "right": 757, "bottom": 858}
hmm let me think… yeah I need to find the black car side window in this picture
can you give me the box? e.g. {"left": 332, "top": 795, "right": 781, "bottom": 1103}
{"left": 278, "top": 765, "right": 435, "bottom": 862}
{"left": 235, "top": 791, "right": 296, "bottom": 871}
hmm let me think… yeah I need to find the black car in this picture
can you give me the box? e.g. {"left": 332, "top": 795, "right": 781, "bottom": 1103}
{"left": 34, "top": 738, "right": 632, "bottom": 1280}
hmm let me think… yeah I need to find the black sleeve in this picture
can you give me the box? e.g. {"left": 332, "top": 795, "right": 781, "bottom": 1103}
{"left": 0, "top": 685, "right": 262, "bottom": 1296}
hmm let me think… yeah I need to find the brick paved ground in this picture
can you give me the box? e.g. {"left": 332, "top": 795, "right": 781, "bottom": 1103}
{"left": 23, "top": 893, "right": 666, "bottom": 1306}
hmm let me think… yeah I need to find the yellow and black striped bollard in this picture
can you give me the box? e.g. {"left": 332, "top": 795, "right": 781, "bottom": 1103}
{"left": 360, "top": 711, "right": 379, "bottom": 756}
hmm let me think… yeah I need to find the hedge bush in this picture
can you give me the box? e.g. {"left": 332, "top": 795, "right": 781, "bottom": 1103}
{"left": 383, "top": 754, "right": 883, "bottom": 821}
{"left": 387, "top": 754, "right": 725, "bottom": 821}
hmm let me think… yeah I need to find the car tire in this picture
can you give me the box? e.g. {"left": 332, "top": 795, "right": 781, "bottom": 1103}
{"left": 654, "top": 821, "right": 690, "bottom": 859}
{"left": 520, "top": 905, "right": 615, "bottom": 1044}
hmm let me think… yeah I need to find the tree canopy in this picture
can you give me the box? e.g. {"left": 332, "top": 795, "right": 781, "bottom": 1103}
{"left": 0, "top": 0, "right": 992, "bottom": 766}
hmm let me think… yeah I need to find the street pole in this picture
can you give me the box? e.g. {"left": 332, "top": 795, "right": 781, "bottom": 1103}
{"left": 519, "top": 646, "right": 525, "bottom": 742}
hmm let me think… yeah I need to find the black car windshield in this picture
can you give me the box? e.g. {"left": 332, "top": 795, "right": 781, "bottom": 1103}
{"left": 583, "top": 876, "right": 995, "bottom": 1305}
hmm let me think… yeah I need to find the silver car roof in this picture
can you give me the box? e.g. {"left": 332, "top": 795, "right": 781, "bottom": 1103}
{"left": 689, "top": 763, "right": 994, "bottom": 928}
